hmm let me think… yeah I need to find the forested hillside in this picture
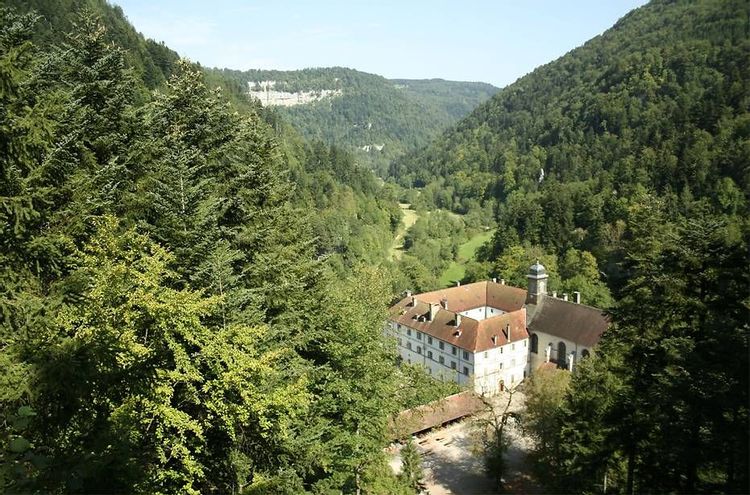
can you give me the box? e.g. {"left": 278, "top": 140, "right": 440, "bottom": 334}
{"left": 2, "top": 0, "right": 179, "bottom": 89}
{"left": 389, "top": 0, "right": 749, "bottom": 492}
{"left": 209, "top": 67, "right": 498, "bottom": 176}
{"left": 3, "top": 0, "right": 405, "bottom": 278}
{"left": 392, "top": 0, "right": 749, "bottom": 294}
{"left": 0, "top": 4, "right": 448, "bottom": 493}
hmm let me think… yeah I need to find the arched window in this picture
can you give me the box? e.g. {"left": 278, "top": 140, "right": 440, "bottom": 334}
{"left": 557, "top": 341, "right": 567, "bottom": 368}
{"left": 530, "top": 333, "right": 539, "bottom": 354}
{"left": 581, "top": 349, "right": 590, "bottom": 359}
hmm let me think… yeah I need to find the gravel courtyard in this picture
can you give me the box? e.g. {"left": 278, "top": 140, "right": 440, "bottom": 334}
{"left": 390, "top": 391, "right": 544, "bottom": 494}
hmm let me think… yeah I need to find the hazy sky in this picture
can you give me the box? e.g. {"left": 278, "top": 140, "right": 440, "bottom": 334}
{"left": 114, "top": 0, "right": 648, "bottom": 88}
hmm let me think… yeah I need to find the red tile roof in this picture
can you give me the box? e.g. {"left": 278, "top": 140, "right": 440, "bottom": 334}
{"left": 415, "top": 281, "right": 526, "bottom": 313}
{"left": 391, "top": 391, "right": 485, "bottom": 437}
{"left": 389, "top": 295, "right": 529, "bottom": 353}
{"left": 390, "top": 280, "right": 609, "bottom": 352}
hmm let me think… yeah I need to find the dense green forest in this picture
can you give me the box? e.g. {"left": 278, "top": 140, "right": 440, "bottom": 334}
{"left": 2, "top": 0, "right": 179, "bottom": 89}
{"left": 208, "top": 67, "right": 498, "bottom": 176}
{"left": 393, "top": 0, "right": 749, "bottom": 492}
{"left": 1, "top": 0, "right": 749, "bottom": 493}
{"left": 0, "top": 3, "right": 453, "bottom": 493}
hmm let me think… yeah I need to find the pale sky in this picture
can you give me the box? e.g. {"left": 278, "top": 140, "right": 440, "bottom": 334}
{"left": 114, "top": 0, "right": 649, "bottom": 87}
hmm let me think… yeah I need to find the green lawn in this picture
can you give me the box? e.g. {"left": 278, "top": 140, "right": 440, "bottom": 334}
{"left": 458, "top": 229, "right": 494, "bottom": 260}
{"left": 439, "top": 261, "right": 465, "bottom": 287}
{"left": 439, "top": 229, "right": 495, "bottom": 287}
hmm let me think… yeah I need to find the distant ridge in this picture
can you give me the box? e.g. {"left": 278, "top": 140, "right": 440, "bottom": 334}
{"left": 207, "top": 66, "right": 499, "bottom": 175}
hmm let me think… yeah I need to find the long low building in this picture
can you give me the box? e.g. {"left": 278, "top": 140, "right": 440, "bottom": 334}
{"left": 387, "top": 263, "right": 609, "bottom": 395}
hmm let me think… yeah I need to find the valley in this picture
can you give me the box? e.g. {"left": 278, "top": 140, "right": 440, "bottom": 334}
{"left": 0, "top": 0, "right": 747, "bottom": 494}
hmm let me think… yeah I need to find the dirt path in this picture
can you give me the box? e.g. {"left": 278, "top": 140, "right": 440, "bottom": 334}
{"left": 390, "top": 203, "right": 419, "bottom": 260}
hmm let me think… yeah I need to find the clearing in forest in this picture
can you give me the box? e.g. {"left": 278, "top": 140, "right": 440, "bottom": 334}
{"left": 439, "top": 229, "right": 495, "bottom": 287}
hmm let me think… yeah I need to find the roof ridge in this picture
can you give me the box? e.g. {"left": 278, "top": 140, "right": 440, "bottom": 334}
{"left": 546, "top": 296, "right": 606, "bottom": 312}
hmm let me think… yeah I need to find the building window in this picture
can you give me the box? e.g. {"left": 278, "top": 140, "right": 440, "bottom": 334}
{"left": 463, "top": 366, "right": 469, "bottom": 376}
{"left": 398, "top": 338, "right": 402, "bottom": 346}
{"left": 451, "top": 361, "right": 457, "bottom": 370}
{"left": 427, "top": 351, "right": 433, "bottom": 359}
{"left": 512, "top": 359, "right": 516, "bottom": 367}
{"left": 524, "top": 340, "right": 527, "bottom": 347}
{"left": 451, "top": 346, "right": 457, "bottom": 356}
{"left": 439, "top": 341, "right": 444, "bottom": 350}
{"left": 439, "top": 356, "right": 445, "bottom": 365}
{"left": 530, "top": 334, "right": 538, "bottom": 354}
{"left": 499, "top": 362, "right": 503, "bottom": 369}
{"left": 397, "top": 324, "right": 402, "bottom": 330}
{"left": 581, "top": 349, "right": 590, "bottom": 358}
{"left": 428, "top": 368, "right": 432, "bottom": 375}
{"left": 417, "top": 331, "right": 423, "bottom": 340}
{"left": 407, "top": 328, "right": 411, "bottom": 336}
{"left": 500, "top": 347, "right": 503, "bottom": 354}
{"left": 417, "top": 346, "right": 422, "bottom": 354}
{"left": 484, "top": 351, "right": 488, "bottom": 358}
{"left": 512, "top": 343, "right": 515, "bottom": 351}
{"left": 408, "top": 359, "right": 411, "bottom": 364}
{"left": 428, "top": 336, "right": 433, "bottom": 345}
{"left": 462, "top": 350, "right": 469, "bottom": 360}
{"left": 406, "top": 342, "right": 412, "bottom": 350}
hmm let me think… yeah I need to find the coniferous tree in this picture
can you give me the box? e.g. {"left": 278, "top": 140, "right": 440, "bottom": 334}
{"left": 535, "top": 196, "right": 750, "bottom": 494}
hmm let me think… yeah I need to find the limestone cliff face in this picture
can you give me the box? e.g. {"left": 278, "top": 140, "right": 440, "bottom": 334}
{"left": 247, "top": 80, "right": 341, "bottom": 107}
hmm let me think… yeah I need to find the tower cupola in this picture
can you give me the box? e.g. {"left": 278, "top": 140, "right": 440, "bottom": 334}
{"left": 526, "top": 261, "right": 548, "bottom": 305}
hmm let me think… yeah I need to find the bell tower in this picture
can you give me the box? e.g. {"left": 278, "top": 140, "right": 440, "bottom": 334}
{"left": 526, "top": 261, "right": 548, "bottom": 305}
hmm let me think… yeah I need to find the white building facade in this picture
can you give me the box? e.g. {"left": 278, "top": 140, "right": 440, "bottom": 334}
{"left": 388, "top": 264, "right": 609, "bottom": 395}
{"left": 388, "top": 281, "right": 531, "bottom": 395}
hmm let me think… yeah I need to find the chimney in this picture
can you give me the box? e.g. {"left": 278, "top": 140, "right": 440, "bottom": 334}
{"left": 456, "top": 281, "right": 461, "bottom": 287}
{"left": 406, "top": 290, "right": 412, "bottom": 298}
{"left": 411, "top": 295, "right": 416, "bottom": 307}
{"left": 562, "top": 293, "right": 568, "bottom": 301}
{"left": 501, "top": 279, "right": 506, "bottom": 285}
{"left": 492, "top": 277, "right": 497, "bottom": 283}
{"left": 552, "top": 291, "right": 557, "bottom": 298}
{"left": 573, "top": 291, "right": 581, "bottom": 304}
{"left": 506, "top": 323, "right": 511, "bottom": 342}
{"left": 440, "top": 297, "right": 448, "bottom": 310}
{"left": 455, "top": 313, "right": 462, "bottom": 327}
{"left": 491, "top": 335, "right": 498, "bottom": 346}
{"left": 429, "top": 303, "right": 438, "bottom": 321}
